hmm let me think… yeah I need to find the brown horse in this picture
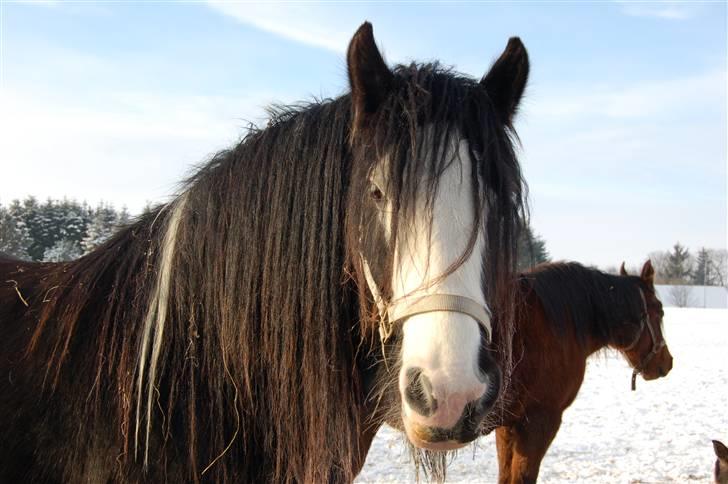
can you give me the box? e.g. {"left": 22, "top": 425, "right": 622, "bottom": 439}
{"left": 490, "top": 260, "right": 673, "bottom": 484}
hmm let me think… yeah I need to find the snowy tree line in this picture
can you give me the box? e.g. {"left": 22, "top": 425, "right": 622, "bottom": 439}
{"left": 9, "top": 196, "right": 721, "bottom": 289}
{"left": 649, "top": 243, "right": 727, "bottom": 287}
{"left": 0, "top": 197, "right": 132, "bottom": 262}
{"left": 1, "top": 195, "right": 551, "bottom": 268}
{"left": 608, "top": 242, "right": 727, "bottom": 287}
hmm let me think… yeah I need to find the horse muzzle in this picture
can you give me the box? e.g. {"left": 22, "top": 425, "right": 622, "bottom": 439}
{"left": 401, "top": 360, "right": 501, "bottom": 450}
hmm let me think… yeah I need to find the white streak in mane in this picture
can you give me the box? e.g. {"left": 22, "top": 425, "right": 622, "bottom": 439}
{"left": 134, "top": 193, "right": 188, "bottom": 465}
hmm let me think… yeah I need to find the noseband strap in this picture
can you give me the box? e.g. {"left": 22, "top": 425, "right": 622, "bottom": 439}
{"left": 388, "top": 294, "right": 492, "bottom": 342}
{"left": 628, "top": 288, "right": 666, "bottom": 391}
{"left": 360, "top": 255, "right": 492, "bottom": 344}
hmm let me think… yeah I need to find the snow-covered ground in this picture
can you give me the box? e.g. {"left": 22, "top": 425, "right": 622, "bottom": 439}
{"left": 356, "top": 308, "right": 727, "bottom": 483}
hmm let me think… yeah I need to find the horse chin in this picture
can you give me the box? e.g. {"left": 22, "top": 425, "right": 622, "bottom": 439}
{"left": 642, "top": 350, "right": 673, "bottom": 381}
{"left": 408, "top": 436, "right": 469, "bottom": 451}
{"left": 641, "top": 370, "right": 662, "bottom": 381}
{"left": 402, "top": 419, "right": 479, "bottom": 451}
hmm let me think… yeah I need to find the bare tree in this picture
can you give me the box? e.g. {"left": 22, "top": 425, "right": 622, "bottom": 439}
{"left": 709, "top": 249, "right": 727, "bottom": 287}
{"left": 669, "top": 285, "right": 695, "bottom": 308}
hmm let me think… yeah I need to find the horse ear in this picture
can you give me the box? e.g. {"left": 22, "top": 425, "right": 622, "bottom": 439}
{"left": 641, "top": 260, "right": 655, "bottom": 285}
{"left": 714, "top": 440, "right": 728, "bottom": 460}
{"left": 347, "top": 22, "right": 393, "bottom": 134}
{"left": 620, "top": 262, "right": 628, "bottom": 276}
{"left": 480, "top": 37, "right": 529, "bottom": 123}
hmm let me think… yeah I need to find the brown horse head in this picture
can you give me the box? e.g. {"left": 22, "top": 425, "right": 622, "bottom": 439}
{"left": 619, "top": 260, "right": 673, "bottom": 382}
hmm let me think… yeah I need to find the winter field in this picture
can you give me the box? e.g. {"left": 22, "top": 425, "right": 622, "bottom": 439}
{"left": 356, "top": 308, "right": 727, "bottom": 483}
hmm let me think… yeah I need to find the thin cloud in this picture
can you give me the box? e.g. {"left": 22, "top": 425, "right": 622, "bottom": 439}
{"left": 528, "top": 70, "right": 726, "bottom": 121}
{"left": 206, "top": 1, "right": 361, "bottom": 53}
{"left": 0, "top": 87, "right": 273, "bottom": 213}
{"left": 9, "top": 0, "right": 60, "bottom": 6}
{"left": 617, "top": 2, "right": 699, "bottom": 20}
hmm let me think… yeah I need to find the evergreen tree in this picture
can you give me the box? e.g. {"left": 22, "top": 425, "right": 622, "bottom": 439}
{"left": 33, "top": 198, "right": 66, "bottom": 259}
{"left": 81, "top": 203, "right": 119, "bottom": 254}
{"left": 0, "top": 200, "right": 32, "bottom": 260}
{"left": 692, "top": 247, "right": 713, "bottom": 285}
{"left": 20, "top": 196, "right": 47, "bottom": 261}
{"left": 663, "top": 242, "right": 692, "bottom": 284}
{"left": 141, "top": 201, "right": 156, "bottom": 216}
{"left": 58, "top": 198, "right": 87, "bottom": 245}
{"left": 43, "top": 239, "right": 82, "bottom": 262}
{"left": 517, "top": 224, "right": 550, "bottom": 271}
{"left": 0, "top": 197, "right": 133, "bottom": 261}
{"left": 117, "top": 206, "right": 131, "bottom": 226}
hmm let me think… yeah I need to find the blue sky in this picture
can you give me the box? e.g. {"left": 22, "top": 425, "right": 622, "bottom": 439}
{"left": 0, "top": 1, "right": 725, "bottom": 268}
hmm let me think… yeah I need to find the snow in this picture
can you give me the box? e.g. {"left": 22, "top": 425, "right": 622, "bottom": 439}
{"left": 356, "top": 308, "right": 728, "bottom": 483}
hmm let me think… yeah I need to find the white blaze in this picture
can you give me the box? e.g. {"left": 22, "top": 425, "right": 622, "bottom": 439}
{"left": 375, "top": 135, "right": 490, "bottom": 431}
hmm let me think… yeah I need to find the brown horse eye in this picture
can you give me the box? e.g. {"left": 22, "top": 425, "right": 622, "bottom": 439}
{"left": 370, "top": 185, "right": 384, "bottom": 203}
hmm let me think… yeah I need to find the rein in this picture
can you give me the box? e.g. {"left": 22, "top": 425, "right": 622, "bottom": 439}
{"left": 360, "top": 256, "right": 492, "bottom": 352}
{"left": 626, "top": 288, "right": 666, "bottom": 391}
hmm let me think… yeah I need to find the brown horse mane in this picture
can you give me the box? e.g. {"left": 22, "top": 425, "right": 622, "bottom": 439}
{"left": 519, "top": 261, "right": 648, "bottom": 346}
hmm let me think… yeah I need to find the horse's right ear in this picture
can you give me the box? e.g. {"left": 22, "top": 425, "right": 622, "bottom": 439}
{"left": 480, "top": 37, "right": 529, "bottom": 124}
{"left": 347, "top": 22, "right": 393, "bottom": 135}
{"left": 620, "top": 262, "right": 628, "bottom": 276}
{"left": 641, "top": 260, "right": 655, "bottom": 285}
{"left": 715, "top": 440, "right": 728, "bottom": 460}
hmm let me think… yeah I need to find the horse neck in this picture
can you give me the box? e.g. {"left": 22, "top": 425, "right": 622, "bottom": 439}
{"left": 522, "top": 266, "right": 639, "bottom": 357}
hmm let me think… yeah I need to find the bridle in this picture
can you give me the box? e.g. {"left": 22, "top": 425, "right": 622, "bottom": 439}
{"left": 360, "top": 256, "right": 492, "bottom": 354}
{"left": 623, "top": 288, "right": 666, "bottom": 391}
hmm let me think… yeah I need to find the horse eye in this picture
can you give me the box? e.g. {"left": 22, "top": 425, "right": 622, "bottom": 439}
{"left": 369, "top": 184, "right": 385, "bottom": 203}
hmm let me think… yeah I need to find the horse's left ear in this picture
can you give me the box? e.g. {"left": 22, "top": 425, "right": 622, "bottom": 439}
{"left": 714, "top": 440, "right": 728, "bottom": 460}
{"left": 480, "top": 37, "right": 529, "bottom": 123}
{"left": 641, "top": 260, "right": 655, "bottom": 285}
{"left": 620, "top": 262, "right": 628, "bottom": 276}
{"left": 347, "top": 22, "right": 393, "bottom": 134}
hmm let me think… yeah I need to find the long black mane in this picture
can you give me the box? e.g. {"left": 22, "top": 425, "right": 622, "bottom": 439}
{"left": 0, "top": 59, "right": 526, "bottom": 483}
{"left": 520, "top": 262, "right": 646, "bottom": 345}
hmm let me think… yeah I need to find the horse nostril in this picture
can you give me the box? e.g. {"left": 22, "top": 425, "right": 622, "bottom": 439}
{"left": 404, "top": 367, "right": 438, "bottom": 417}
{"left": 658, "top": 368, "right": 665, "bottom": 377}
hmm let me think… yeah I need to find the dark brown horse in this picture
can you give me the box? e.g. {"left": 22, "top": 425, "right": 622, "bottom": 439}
{"left": 490, "top": 260, "right": 673, "bottom": 484}
{"left": 0, "top": 23, "right": 529, "bottom": 483}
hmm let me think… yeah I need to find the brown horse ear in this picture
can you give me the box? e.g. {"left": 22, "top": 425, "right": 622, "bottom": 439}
{"left": 641, "top": 260, "right": 655, "bottom": 285}
{"left": 347, "top": 22, "right": 393, "bottom": 135}
{"left": 620, "top": 262, "right": 628, "bottom": 276}
{"left": 714, "top": 440, "right": 728, "bottom": 460}
{"left": 480, "top": 37, "right": 529, "bottom": 123}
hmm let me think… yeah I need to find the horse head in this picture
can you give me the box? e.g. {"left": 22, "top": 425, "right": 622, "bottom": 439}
{"left": 345, "top": 23, "right": 527, "bottom": 450}
{"left": 619, "top": 260, "right": 673, "bottom": 385}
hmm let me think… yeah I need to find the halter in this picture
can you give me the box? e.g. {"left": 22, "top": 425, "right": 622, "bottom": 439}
{"left": 360, "top": 256, "right": 493, "bottom": 346}
{"left": 624, "top": 288, "right": 666, "bottom": 391}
